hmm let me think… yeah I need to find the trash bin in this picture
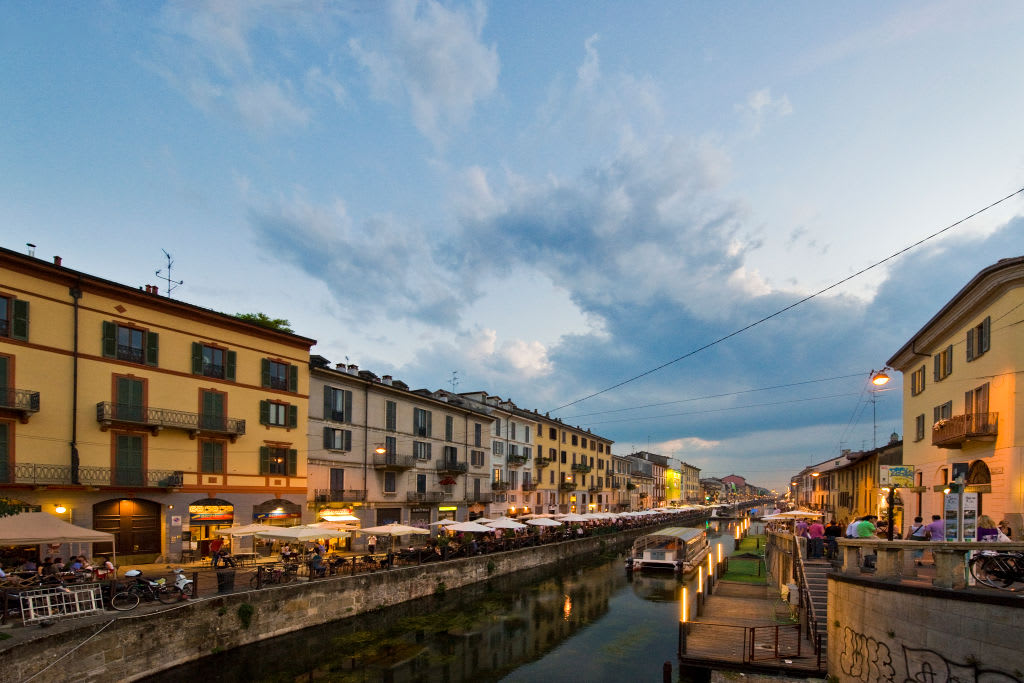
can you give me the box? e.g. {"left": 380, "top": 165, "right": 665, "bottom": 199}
{"left": 216, "top": 569, "right": 236, "bottom": 593}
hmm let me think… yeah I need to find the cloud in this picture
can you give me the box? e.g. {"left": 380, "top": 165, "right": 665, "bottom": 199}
{"left": 736, "top": 87, "right": 793, "bottom": 135}
{"left": 349, "top": 0, "right": 499, "bottom": 145}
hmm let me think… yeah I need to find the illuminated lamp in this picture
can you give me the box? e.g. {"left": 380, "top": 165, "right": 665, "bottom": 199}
{"left": 55, "top": 505, "right": 67, "bottom": 514}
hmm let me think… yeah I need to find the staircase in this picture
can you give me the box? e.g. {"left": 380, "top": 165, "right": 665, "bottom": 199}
{"left": 800, "top": 558, "right": 831, "bottom": 652}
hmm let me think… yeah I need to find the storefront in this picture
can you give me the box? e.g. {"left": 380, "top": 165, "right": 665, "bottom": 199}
{"left": 93, "top": 498, "right": 161, "bottom": 556}
{"left": 375, "top": 507, "right": 401, "bottom": 525}
{"left": 186, "top": 498, "right": 234, "bottom": 557}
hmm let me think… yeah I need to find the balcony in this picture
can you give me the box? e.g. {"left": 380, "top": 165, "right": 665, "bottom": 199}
{"left": 95, "top": 402, "right": 246, "bottom": 442}
{"left": 611, "top": 482, "right": 621, "bottom": 489}
{"left": 407, "top": 491, "right": 451, "bottom": 503}
{"left": 373, "top": 453, "right": 416, "bottom": 470}
{"left": 437, "top": 460, "right": 469, "bottom": 474}
{"left": 491, "top": 481, "right": 511, "bottom": 491}
{"left": 932, "top": 412, "right": 998, "bottom": 449}
{"left": 313, "top": 488, "right": 366, "bottom": 503}
{"left": 507, "top": 454, "right": 529, "bottom": 467}
{"left": 588, "top": 485, "right": 601, "bottom": 493}
{"left": 571, "top": 463, "right": 592, "bottom": 474}
{"left": 0, "top": 388, "right": 40, "bottom": 423}
{"left": 522, "top": 481, "right": 538, "bottom": 491}
{"left": 468, "top": 492, "right": 494, "bottom": 504}
{"left": 559, "top": 481, "right": 577, "bottom": 492}
{"left": 4, "top": 463, "right": 182, "bottom": 488}
{"left": 534, "top": 456, "right": 554, "bottom": 467}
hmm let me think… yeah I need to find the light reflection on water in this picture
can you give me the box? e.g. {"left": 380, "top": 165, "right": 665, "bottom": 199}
{"left": 144, "top": 522, "right": 739, "bottom": 683}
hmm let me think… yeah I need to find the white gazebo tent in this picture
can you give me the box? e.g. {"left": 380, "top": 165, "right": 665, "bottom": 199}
{"left": 0, "top": 512, "right": 117, "bottom": 564}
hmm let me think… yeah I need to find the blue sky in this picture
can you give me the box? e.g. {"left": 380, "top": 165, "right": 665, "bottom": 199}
{"left": 3, "top": 1, "right": 1024, "bottom": 490}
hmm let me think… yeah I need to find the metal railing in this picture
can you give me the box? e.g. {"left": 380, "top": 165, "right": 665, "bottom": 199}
{"left": 372, "top": 453, "right": 416, "bottom": 469}
{"left": 932, "top": 412, "right": 998, "bottom": 447}
{"left": 507, "top": 454, "right": 529, "bottom": 467}
{"left": 406, "top": 491, "right": 451, "bottom": 502}
{"left": 522, "top": 481, "right": 538, "bottom": 491}
{"left": 559, "top": 482, "right": 577, "bottom": 491}
{"left": 0, "top": 388, "right": 40, "bottom": 414}
{"left": 468, "top": 492, "right": 494, "bottom": 503}
{"left": 571, "top": 463, "right": 592, "bottom": 473}
{"left": 491, "top": 481, "right": 511, "bottom": 491}
{"left": 535, "top": 457, "right": 554, "bottom": 467}
{"left": 313, "top": 488, "right": 367, "bottom": 502}
{"left": 8, "top": 462, "right": 182, "bottom": 488}
{"left": 95, "top": 402, "right": 245, "bottom": 437}
{"left": 116, "top": 344, "right": 145, "bottom": 364}
{"left": 436, "top": 460, "right": 468, "bottom": 473}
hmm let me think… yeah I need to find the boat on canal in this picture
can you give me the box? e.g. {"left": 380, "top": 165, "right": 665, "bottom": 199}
{"left": 625, "top": 526, "right": 710, "bottom": 575}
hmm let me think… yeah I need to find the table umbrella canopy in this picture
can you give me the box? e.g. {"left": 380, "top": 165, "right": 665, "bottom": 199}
{"left": 485, "top": 517, "right": 528, "bottom": 530}
{"left": 214, "top": 523, "right": 274, "bottom": 536}
{"left": 556, "top": 513, "right": 589, "bottom": 523}
{"left": 446, "top": 521, "right": 496, "bottom": 533}
{"left": 0, "top": 512, "right": 115, "bottom": 545}
{"left": 429, "top": 519, "right": 459, "bottom": 526}
{"left": 526, "top": 517, "right": 563, "bottom": 527}
{"left": 775, "top": 510, "right": 824, "bottom": 518}
{"left": 254, "top": 526, "right": 350, "bottom": 542}
{"left": 355, "top": 523, "right": 430, "bottom": 536}
{"left": 308, "top": 521, "right": 359, "bottom": 530}
{"left": 470, "top": 517, "right": 495, "bottom": 524}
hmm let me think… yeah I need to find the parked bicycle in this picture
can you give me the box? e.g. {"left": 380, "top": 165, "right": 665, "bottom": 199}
{"left": 249, "top": 563, "right": 299, "bottom": 588}
{"left": 110, "top": 570, "right": 182, "bottom": 610}
{"left": 969, "top": 551, "right": 1024, "bottom": 590}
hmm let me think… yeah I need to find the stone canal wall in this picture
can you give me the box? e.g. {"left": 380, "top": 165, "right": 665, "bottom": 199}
{"left": 2, "top": 523, "right": 670, "bottom": 683}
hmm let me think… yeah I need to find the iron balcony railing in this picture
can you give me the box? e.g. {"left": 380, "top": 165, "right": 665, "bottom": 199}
{"left": 268, "top": 376, "right": 289, "bottom": 390}
{"left": 522, "top": 481, "right": 538, "bottom": 491}
{"left": 436, "top": 460, "right": 468, "bottom": 474}
{"left": 313, "top": 488, "right": 367, "bottom": 502}
{"left": 0, "top": 388, "right": 40, "bottom": 414}
{"left": 201, "top": 362, "right": 224, "bottom": 378}
{"left": 588, "top": 485, "right": 601, "bottom": 493}
{"left": 507, "top": 454, "right": 529, "bottom": 467}
{"left": 468, "top": 492, "right": 494, "bottom": 503}
{"left": 559, "top": 482, "right": 577, "bottom": 491}
{"left": 534, "top": 456, "right": 554, "bottom": 467}
{"left": 5, "top": 462, "right": 182, "bottom": 488}
{"left": 571, "top": 463, "right": 592, "bottom": 473}
{"left": 491, "top": 481, "right": 511, "bottom": 491}
{"left": 407, "top": 491, "right": 451, "bottom": 502}
{"left": 932, "top": 412, "right": 998, "bottom": 448}
{"left": 95, "top": 402, "right": 246, "bottom": 437}
{"left": 116, "top": 344, "right": 145, "bottom": 364}
{"left": 372, "top": 453, "right": 416, "bottom": 469}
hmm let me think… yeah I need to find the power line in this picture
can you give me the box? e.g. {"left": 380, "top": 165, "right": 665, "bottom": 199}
{"left": 549, "top": 186, "right": 1024, "bottom": 413}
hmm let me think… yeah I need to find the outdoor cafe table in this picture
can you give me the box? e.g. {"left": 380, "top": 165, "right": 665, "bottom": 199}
{"left": 231, "top": 552, "right": 258, "bottom": 567}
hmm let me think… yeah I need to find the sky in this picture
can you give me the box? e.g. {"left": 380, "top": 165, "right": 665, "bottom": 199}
{"left": 3, "top": 1, "right": 1024, "bottom": 491}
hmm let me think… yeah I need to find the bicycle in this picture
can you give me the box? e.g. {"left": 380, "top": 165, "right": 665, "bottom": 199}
{"left": 968, "top": 550, "right": 1024, "bottom": 590}
{"left": 110, "top": 570, "right": 183, "bottom": 610}
{"left": 249, "top": 563, "right": 298, "bottom": 588}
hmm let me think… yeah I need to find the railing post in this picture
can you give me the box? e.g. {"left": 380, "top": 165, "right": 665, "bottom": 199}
{"left": 192, "top": 572, "right": 199, "bottom": 597}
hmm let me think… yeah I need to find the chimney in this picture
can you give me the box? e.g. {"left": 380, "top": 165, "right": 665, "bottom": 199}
{"left": 382, "top": 375, "right": 393, "bottom": 385}
{"left": 347, "top": 364, "right": 358, "bottom": 375}
{"left": 152, "top": 285, "right": 158, "bottom": 295}
{"left": 336, "top": 363, "right": 346, "bottom": 370}
{"left": 144, "top": 285, "right": 151, "bottom": 294}
{"left": 53, "top": 256, "right": 62, "bottom": 267}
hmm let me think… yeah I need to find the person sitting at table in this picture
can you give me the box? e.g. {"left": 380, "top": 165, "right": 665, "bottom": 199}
{"left": 39, "top": 557, "right": 54, "bottom": 576}
{"left": 21, "top": 558, "right": 37, "bottom": 573}
{"left": 307, "top": 552, "right": 325, "bottom": 577}
{"left": 69, "top": 556, "right": 83, "bottom": 571}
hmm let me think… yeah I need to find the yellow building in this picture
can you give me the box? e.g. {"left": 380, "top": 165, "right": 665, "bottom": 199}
{"left": 887, "top": 256, "right": 1024, "bottom": 535}
{"left": 0, "top": 247, "right": 314, "bottom": 562}
{"left": 665, "top": 468, "right": 682, "bottom": 504}
{"left": 532, "top": 413, "right": 614, "bottom": 513}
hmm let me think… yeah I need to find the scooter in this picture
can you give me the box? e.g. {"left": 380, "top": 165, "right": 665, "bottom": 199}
{"left": 171, "top": 568, "right": 194, "bottom": 598}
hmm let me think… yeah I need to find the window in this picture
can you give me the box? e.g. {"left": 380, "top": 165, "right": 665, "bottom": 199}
{"left": 261, "top": 359, "right": 297, "bottom": 392}
{"left": 966, "top": 316, "right": 991, "bottom": 361}
{"left": 933, "top": 401, "right": 953, "bottom": 424}
{"left": 384, "top": 471, "right": 397, "bottom": 493}
{"left": 200, "top": 440, "right": 225, "bottom": 474}
{"left": 386, "top": 401, "right": 397, "bottom": 431}
{"left": 471, "top": 450, "right": 484, "bottom": 466}
{"left": 549, "top": 470, "right": 554, "bottom": 484}
{"left": 416, "top": 474, "right": 427, "bottom": 493}
{"left": 965, "top": 382, "right": 990, "bottom": 416}
{"left": 413, "top": 441, "right": 432, "bottom": 460}
{"left": 549, "top": 427, "right": 556, "bottom": 440}
{"left": 191, "top": 343, "right": 235, "bottom": 380}
{"left": 330, "top": 468, "right": 344, "bottom": 492}
{"left": 560, "top": 450, "right": 566, "bottom": 464}
{"left": 413, "top": 408, "right": 432, "bottom": 437}
{"left": 561, "top": 431, "right": 566, "bottom": 443}
{"left": 910, "top": 365, "right": 926, "bottom": 396}
{"left": 598, "top": 459, "right": 604, "bottom": 470}
{"left": 523, "top": 446, "right": 531, "bottom": 460}
{"left": 581, "top": 437, "right": 587, "bottom": 448}
{"left": 323, "top": 427, "right": 352, "bottom": 451}
{"left": 509, "top": 470, "right": 518, "bottom": 488}
{"left": 509, "top": 444, "right": 519, "bottom": 458}
{"left": 548, "top": 448, "right": 556, "bottom": 459}
{"left": 493, "top": 419, "right": 501, "bottom": 436}
{"left": 103, "top": 321, "right": 158, "bottom": 366}
{"left": 474, "top": 423, "right": 482, "bottom": 446}
{"left": 385, "top": 435, "right": 397, "bottom": 455}
{"left": 114, "top": 433, "right": 144, "bottom": 486}
{"left": 446, "top": 415, "right": 454, "bottom": 442}
{"left": 0, "top": 295, "right": 28, "bottom": 341}
{"left": 260, "top": 400, "right": 297, "bottom": 428}
{"left": 259, "top": 446, "right": 297, "bottom": 476}
{"left": 443, "top": 445, "right": 458, "bottom": 462}
{"left": 571, "top": 435, "right": 578, "bottom": 446}
{"left": 200, "top": 390, "right": 226, "bottom": 431}
{"left": 933, "top": 345, "right": 953, "bottom": 381}
{"left": 324, "top": 387, "right": 353, "bottom": 422}
{"left": 114, "top": 376, "right": 145, "bottom": 422}
{"left": 914, "top": 414, "right": 925, "bottom": 442}
{"left": 510, "top": 422, "right": 517, "bottom": 440}
{"left": 0, "top": 422, "right": 10, "bottom": 484}
{"left": 492, "top": 468, "right": 502, "bottom": 483}
{"left": 492, "top": 440, "right": 504, "bottom": 456}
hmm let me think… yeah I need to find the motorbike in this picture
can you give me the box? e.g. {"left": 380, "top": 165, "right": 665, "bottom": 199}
{"left": 172, "top": 568, "right": 194, "bottom": 598}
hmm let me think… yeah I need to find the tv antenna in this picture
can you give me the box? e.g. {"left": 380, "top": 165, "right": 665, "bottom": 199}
{"left": 449, "top": 370, "right": 460, "bottom": 392}
{"left": 155, "top": 249, "right": 183, "bottom": 298}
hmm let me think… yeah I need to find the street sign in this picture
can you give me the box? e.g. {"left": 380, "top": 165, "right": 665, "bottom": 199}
{"left": 880, "top": 465, "right": 914, "bottom": 488}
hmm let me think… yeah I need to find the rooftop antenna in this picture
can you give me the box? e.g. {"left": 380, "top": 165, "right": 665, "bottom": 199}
{"left": 449, "top": 370, "right": 460, "bottom": 392}
{"left": 155, "top": 249, "right": 183, "bottom": 298}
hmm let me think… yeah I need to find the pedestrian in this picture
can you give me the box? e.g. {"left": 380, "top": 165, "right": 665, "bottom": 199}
{"left": 976, "top": 515, "right": 999, "bottom": 542}
{"left": 824, "top": 520, "right": 842, "bottom": 559}
{"left": 855, "top": 516, "right": 877, "bottom": 538}
{"left": 368, "top": 535, "right": 377, "bottom": 554}
{"left": 998, "top": 520, "right": 1013, "bottom": 539}
{"left": 845, "top": 518, "right": 859, "bottom": 538}
{"left": 807, "top": 519, "right": 825, "bottom": 558}
{"left": 908, "top": 516, "right": 928, "bottom": 566}
{"left": 209, "top": 536, "right": 224, "bottom": 568}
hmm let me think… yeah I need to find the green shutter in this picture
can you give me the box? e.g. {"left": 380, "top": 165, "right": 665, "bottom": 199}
{"left": 343, "top": 430, "right": 351, "bottom": 451}
{"left": 426, "top": 411, "right": 432, "bottom": 437}
{"left": 261, "top": 359, "right": 271, "bottom": 388}
{"left": 259, "top": 400, "right": 270, "bottom": 425}
{"left": 343, "top": 390, "right": 352, "bottom": 423}
{"left": 288, "top": 364, "right": 298, "bottom": 392}
{"left": 102, "top": 321, "right": 117, "bottom": 358}
{"left": 945, "top": 344, "right": 953, "bottom": 376}
{"left": 259, "top": 446, "right": 270, "bottom": 475}
{"left": 981, "top": 316, "right": 991, "bottom": 353}
{"left": 324, "top": 387, "right": 332, "bottom": 420}
{"left": 225, "top": 351, "right": 236, "bottom": 381}
{"left": 191, "top": 342, "right": 203, "bottom": 374}
{"left": 287, "top": 449, "right": 298, "bottom": 476}
{"left": 0, "top": 423, "right": 9, "bottom": 482}
{"left": 933, "top": 355, "right": 940, "bottom": 381}
{"left": 966, "top": 328, "right": 975, "bottom": 361}
{"left": 323, "top": 426, "right": 332, "bottom": 449}
{"left": 145, "top": 332, "right": 159, "bottom": 366}
{"left": 0, "top": 356, "right": 7, "bottom": 390}
{"left": 288, "top": 404, "right": 298, "bottom": 429}
{"left": 11, "top": 300, "right": 29, "bottom": 341}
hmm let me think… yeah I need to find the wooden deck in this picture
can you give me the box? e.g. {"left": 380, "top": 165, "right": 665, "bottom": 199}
{"left": 679, "top": 580, "right": 825, "bottom": 676}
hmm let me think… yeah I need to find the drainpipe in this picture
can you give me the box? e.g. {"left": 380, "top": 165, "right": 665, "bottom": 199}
{"left": 363, "top": 384, "right": 369, "bottom": 520}
{"left": 69, "top": 282, "right": 82, "bottom": 484}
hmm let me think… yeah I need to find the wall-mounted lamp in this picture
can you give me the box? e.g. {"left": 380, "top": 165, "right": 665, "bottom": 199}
{"left": 810, "top": 472, "right": 820, "bottom": 478}
{"left": 374, "top": 445, "right": 387, "bottom": 455}
{"left": 55, "top": 505, "right": 67, "bottom": 514}
{"left": 871, "top": 370, "right": 891, "bottom": 386}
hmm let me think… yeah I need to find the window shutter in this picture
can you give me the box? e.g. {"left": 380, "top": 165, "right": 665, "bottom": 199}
{"left": 259, "top": 446, "right": 270, "bottom": 475}
{"left": 259, "top": 400, "right": 270, "bottom": 425}
{"left": 426, "top": 443, "right": 432, "bottom": 460}
{"left": 933, "top": 406, "right": 941, "bottom": 423}
{"left": 288, "top": 404, "right": 298, "bottom": 429}
{"left": 324, "top": 387, "right": 332, "bottom": 421}
{"left": 323, "top": 426, "right": 332, "bottom": 449}
{"left": 288, "top": 364, "right": 298, "bottom": 392}
{"left": 965, "top": 390, "right": 974, "bottom": 416}
{"left": 191, "top": 342, "right": 203, "bottom": 374}
{"left": 343, "top": 430, "right": 351, "bottom": 451}
{"left": 226, "top": 351, "right": 236, "bottom": 381}
{"left": 261, "top": 359, "right": 271, "bottom": 388}
{"left": 344, "top": 390, "right": 352, "bottom": 423}
{"left": 981, "top": 316, "right": 991, "bottom": 353}
{"left": 146, "top": 332, "right": 159, "bottom": 366}
{"left": 287, "top": 449, "right": 298, "bottom": 477}
{"left": 945, "top": 345, "right": 953, "bottom": 376}
{"left": 426, "top": 411, "right": 432, "bottom": 437}
{"left": 933, "top": 355, "right": 940, "bottom": 381}
{"left": 966, "top": 328, "right": 975, "bottom": 361}
{"left": 102, "top": 321, "right": 117, "bottom": 358}
{"left": 11, "top": 300, "right": 29, "bottom": 341}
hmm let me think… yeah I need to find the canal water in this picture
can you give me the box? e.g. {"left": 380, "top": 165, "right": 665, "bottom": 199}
{"left": 144, "top": 521, "right": 739, "bottom": 683}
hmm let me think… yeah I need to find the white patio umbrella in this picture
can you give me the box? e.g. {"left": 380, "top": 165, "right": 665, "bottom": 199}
{"left": 446, "top": 521, "right": 497, "bottom": 533}
{"left": 470, "top": 517, "right": 496, "bottom": 524}
{"left": 429, "top": 519, "right": 460, "bottom": 527}
{"left": 556, "top": 513, "right": 589, "bottom": 523}
{"left": 526, "top": 517, "right": 563, "bottom": 527}
{"left": 776, "top": 510, "right": 824, "bottom": 518}
{"left": 254, "top": 526, "right": 351, "bottom": 542}
{"left": 308, "top": 521, "right": 359, "bottom": 530}
{"left": 485, "top": 517, "right": 528, "bottom": 530}
{"left": 355, "top": 523, "right": 430, "bottom": 536}
{"left": 519, "top": 513, "right": 555, "bottom": 519}
{"left": 214, "top": 523, "right": 273, "bottom": 536}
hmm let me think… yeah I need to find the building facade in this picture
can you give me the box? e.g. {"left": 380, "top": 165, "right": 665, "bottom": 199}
{"left": 681, "top": 462, "right": 701, "bottom": 503}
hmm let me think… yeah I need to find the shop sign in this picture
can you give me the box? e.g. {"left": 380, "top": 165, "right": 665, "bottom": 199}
{"left": 438, "top": 506, "right": 458, "bottom": 512}
{"left": 254, "top": 510, "right": 301, "bottom": 520}
{"left": 943, "top": 494, "right": 960, "bottom": 542}
{"left": 170, "top": 515, "right": 182, "bottom": 527}
{"left": 189, "top": 504, "right": 234, "bottom": 524}
{"left": 879, "top": 465, "right": 914, "bottom": 488}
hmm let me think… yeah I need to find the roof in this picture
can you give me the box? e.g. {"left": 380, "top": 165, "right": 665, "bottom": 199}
{"left": 640, "top": 527, "right": 705, "bottom": 542}
{"left": 0, "top": 512, "right": 116, "bottom": 545}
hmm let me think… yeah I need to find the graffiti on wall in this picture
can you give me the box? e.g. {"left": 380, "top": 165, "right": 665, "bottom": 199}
{"left": 837, "top": 627, "right": 1022, "bottom": 683}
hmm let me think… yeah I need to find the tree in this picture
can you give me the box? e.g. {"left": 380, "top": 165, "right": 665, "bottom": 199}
{"left": 234, "top": 312, "right": 294, "bottom": 334}
{"left": 0, "top": 498, "right": 24, "bottom": 518}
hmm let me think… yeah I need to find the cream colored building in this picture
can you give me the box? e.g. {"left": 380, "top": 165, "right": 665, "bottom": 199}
{"left": 887, "top": 255, "right": 1024, "bottom": 535}
{"left": 681, "top": 461, "right": 701, "bottom": 503}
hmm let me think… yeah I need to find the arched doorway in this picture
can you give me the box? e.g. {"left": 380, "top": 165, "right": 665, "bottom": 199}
{"left": 968, "top": 460, "right": 991, "bottom": 514}
{"left": 252, "top": 499, "right": 301, "bottom": 526}
{"left": 93, "top": 498, "right": 161, "bottom": 555}
{"left": 188, "top": 498, "right": 234, "bottom": 557}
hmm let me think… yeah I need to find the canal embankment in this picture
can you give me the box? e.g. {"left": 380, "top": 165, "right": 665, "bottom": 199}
{"left": 1, "top": 522, "right": 676, "bottom": 683}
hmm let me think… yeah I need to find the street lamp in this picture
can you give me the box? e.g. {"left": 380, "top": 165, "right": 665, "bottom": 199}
{"left": 870, "top": 369, "right": 891, "bottom": 449}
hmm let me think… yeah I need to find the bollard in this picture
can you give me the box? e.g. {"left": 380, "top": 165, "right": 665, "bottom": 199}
{"left": 678, "top": 621, "right": 688, "bottom": 655}
{"left": 256, "top": 565, "right": 263, "bottom": 589}
{"left": 663, "top": 661, "right": 672, "bottom": 683}
{"left": 192, "top": 572, "right": 199, "bottom": 597}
